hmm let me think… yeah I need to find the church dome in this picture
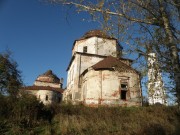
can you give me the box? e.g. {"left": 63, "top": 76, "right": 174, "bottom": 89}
{"left": 36, "top": 70, "right": 60, "bottom": 84}
{"left": 80, "top": 30, "right": 114, "bottom": 40}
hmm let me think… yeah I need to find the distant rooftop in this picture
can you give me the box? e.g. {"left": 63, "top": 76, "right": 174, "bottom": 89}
{"left": 36, "top": 70, "right": 60, "bottom": 84}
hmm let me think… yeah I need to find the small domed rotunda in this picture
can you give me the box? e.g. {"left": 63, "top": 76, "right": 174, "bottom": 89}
{"left": 20, "top": 70, "right": 63, "bottom": 105}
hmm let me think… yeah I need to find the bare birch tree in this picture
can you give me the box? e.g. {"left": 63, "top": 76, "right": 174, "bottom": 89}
{"left": 50, "top": 0, "right": 180, "bottom": 105}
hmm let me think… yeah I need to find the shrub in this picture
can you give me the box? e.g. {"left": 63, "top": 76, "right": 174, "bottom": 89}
{"left": 0, "top": 97, "right": 179, "bottom": 135}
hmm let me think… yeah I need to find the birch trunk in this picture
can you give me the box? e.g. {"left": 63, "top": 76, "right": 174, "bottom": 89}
{"left": 159, "top": 0, "right": 180, "bottom": 106}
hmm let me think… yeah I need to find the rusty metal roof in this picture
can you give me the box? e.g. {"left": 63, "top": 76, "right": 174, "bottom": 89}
{"left": 80, "top": 29, "right": 114, "bottom": 40}
{"left": 92, "top": 56, "right": 138, "bottom": 73}
{"left": 72, "top": 29, "right": 119, "bottom": 50}
{"left": 36, "top": 70, "right": 60, "bottom": 84}
{"left": 20, "top": 86, "right": 64, "bottom": 93}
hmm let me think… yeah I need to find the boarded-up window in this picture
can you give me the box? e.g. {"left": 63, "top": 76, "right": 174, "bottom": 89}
{"left": 83, "top": 46, "right": 87, "bottom": 53}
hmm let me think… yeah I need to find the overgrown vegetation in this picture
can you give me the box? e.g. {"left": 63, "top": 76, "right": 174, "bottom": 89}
{"left": 48, "top": 104, "right": 180, "bottom": 135}
{"left": 0, "top": 51, "right": 22, "bottom": 96}
{"left": 0, "top": 93, "right": 54, "bottom": 134}
{"left": 0, "top": 96, "right": 179, "bottom": 135}
{"left": 0, "top": 37, "right": 179, "bottom": 134}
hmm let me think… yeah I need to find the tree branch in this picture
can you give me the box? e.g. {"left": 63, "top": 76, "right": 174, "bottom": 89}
{"left": 61, "top": 1, "right": 159, "bottom": 26}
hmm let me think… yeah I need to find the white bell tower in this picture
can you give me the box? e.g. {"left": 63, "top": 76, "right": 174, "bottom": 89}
{"left": 147, "top": 52, "right": 167, "bottom": 105}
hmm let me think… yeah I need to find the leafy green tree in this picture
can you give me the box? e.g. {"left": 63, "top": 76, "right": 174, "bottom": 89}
{"left": 0, "top": 52, "right": 22, "bottom": 96}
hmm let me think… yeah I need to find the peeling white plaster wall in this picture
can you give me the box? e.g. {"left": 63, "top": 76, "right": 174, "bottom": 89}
{"left": 81, "top": 70, "right": 142, "bottom": 107}
{"left": 34, "top": 81, "right": 60, "bottom": 88}
{"left": 73, "top": 37, "right": 120, "bottom": 57}
{"left": 64, "top": 36, "right": 142, "bottom": 107}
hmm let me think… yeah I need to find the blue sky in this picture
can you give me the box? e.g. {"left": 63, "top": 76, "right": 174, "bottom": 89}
{"left": 0, "top": 0, "right": 176, "bottom": 103}
{"left": 0, "top": 0, "right": 100, "bottom": 87}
